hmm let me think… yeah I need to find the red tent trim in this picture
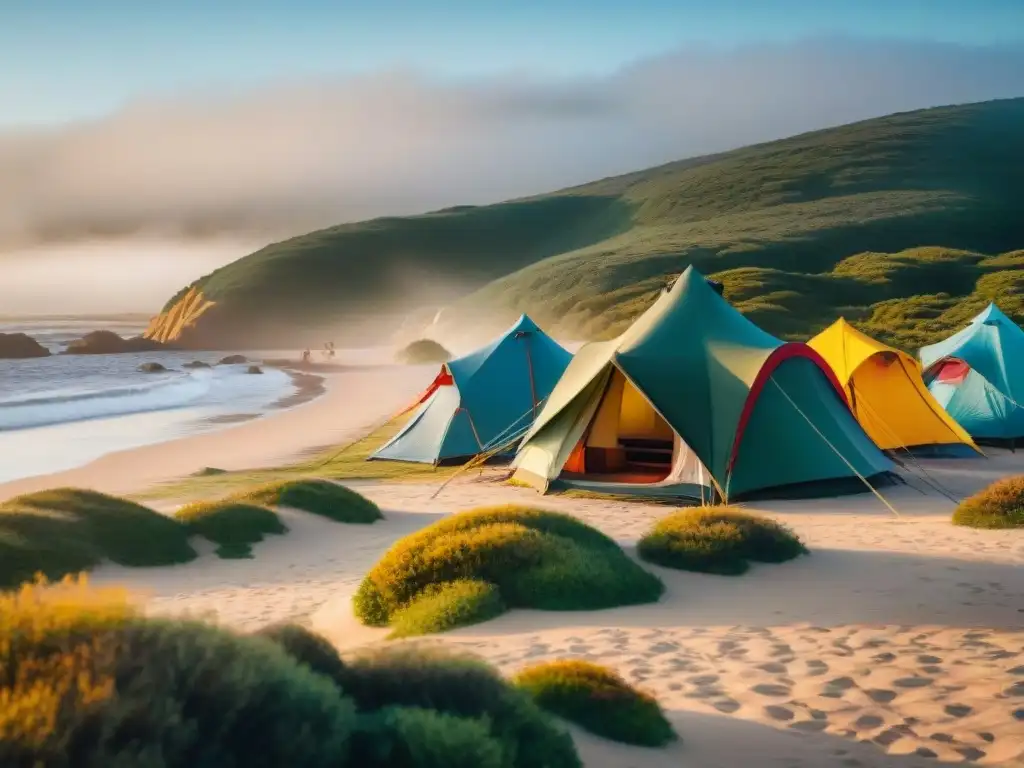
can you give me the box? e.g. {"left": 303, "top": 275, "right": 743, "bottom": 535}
{"left": 726, "top": 343, "right": 850, "bottom": 474}
{"left": 394, "top": 366, "right": 454, "bottom": 418}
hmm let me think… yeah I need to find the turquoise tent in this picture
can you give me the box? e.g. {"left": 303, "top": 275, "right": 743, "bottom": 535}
{"left": 920, "top": 303, "right": 1024, "bottom": 442}
{"left": 372, "top": 315, "right": 572, "bottom": 464}
{"left": 513, "top": 267, "right": 894, "bottom": 501}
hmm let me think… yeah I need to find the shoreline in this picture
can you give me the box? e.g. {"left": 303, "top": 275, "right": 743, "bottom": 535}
{"left": 0, "top": 361, "right": 430, "bottom": 502}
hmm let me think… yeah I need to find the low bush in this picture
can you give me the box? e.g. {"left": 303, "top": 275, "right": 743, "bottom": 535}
{"left": 397, "top": 339, "right": 451, "bottom": 365}
{"left": 0, "top": 488, "right": 197, "bottom": 588}
{"left": 638, "top": 507, "right": 807, "bottom": 575}
{"left": 0, "top": 578, "right": 354, "bottom": 767}
{"left": 237, "top": 478, "right": 383, "bottom": 523}
{"left": 349, "top": 706, "right": 504, "bottom": 768}
{"left": 174, "top": 500, "right": 287, "bottom": 558}
{"left": 353, "top": 505, "right": 662, "bottom": 632}
{"left": 341, "top": 645, "right": 581, "bottom": 768}
{"left": 513, "top": 660, "right": 677, "bottom": 747}
{"left": 952, "top": 476, "right": 1024, "bottom": 528}
{"left": 252, "top": 622, "right": 351, "bottom": 688}
{"left": 390, "top": 579, "right": 506, "bottom": 638}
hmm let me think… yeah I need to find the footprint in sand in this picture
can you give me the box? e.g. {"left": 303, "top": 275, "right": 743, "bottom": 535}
{"left": 789, "top": 720, "right": 829, "bottom": 733}
{"left": 957, "top": 747, "right": 986, "bottom": 761}
{"left": 1004, "top": 681, "right": 1024, "bottom": 696}
{"left": 1008, "top": 665, "right": 1024, "bottom": 675}
{"left": 805, "top": 659, "right": 829, "bottom": 676}
{"left": 930, "top": 732, "right": 955, "bottom": 743}
{"left": 854, "top": 714, "right": 884, "bottom": 729}
{"left": 893, "top": 676, "right": 933, "bottom": 689}
{"left": 713, "top": 698, "right": 740, "bottom": 714}
{"left": 757, "top": 662, "right": 788, "bottom": 674}
{"left": 751, "top": 683, "right": 792, "bottom": 697}
{"left": 871, "top": 652, "right": 897, "bottom": 663}
{"left": 689, "top": 674, "right": 719, "bottom": 685}
{"left": 944, "top": 704, "right": 973, "bottom": 718}
{"left": 764, "top": 705, "right": 794, "bottom": 721}
{"left": 865, "top": 689, "right": 898, "bottom": 704}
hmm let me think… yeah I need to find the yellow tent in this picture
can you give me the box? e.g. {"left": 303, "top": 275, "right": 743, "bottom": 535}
{"left": 808, "top": 319, "right": 979, "bottom": 453}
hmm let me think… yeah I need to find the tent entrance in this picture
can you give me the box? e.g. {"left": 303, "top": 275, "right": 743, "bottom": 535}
{"left": 560, "top": 368, "right": 708, "bottom": 487}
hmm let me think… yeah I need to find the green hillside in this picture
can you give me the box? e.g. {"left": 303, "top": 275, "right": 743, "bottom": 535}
{"left": 150, "top": 97, "right": 1024, "bottom": 350}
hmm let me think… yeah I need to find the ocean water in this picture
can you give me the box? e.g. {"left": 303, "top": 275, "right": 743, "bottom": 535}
{"left": 0, "top": 316, "right": 304, "bottom": 484}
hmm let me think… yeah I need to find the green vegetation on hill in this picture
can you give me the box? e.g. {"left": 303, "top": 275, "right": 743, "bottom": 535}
{"left": 513, "top": 660, "right": 677, "bottom": 747}
{"left": 0, "top": 489, "right": 197, "bottom": 588}
{"left": 952, "top": 476, "right": 1024, "bottom": 529}
{"left": 3, "top": 580, "right": 581, "bottom": 767}
{"left": 637, "top": 507, "right": 808, "bottom": 576}
{"left": 150, "top": 98, "right": 1024, "bottom": 350}
{"left": 353, "top": 505, "right": 663, "bottom": 635}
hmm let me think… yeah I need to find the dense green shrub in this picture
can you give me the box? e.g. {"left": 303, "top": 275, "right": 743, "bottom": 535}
{"left": 390, "top": 580, "right": 506, "bottom": 638}
{"left": 349, "top": 706, "right": 503, "bottom": 768}
{"left": 252, "top": 622, "right": 351, "bottom": 688}
{"left": 952, "top": 476, "right": 1024, "bottom": 528}
{"left": 397, "top": 339, "right": 451, "bottom": 364}
{"left": 341, "top": 645, "right": 582, "bottom": 768}
{"left": 353, "top": 505, "right": 662, "bottom": 632}
{"left": 514, "top": 660, "right": 677, "bottom": 747}
{"left": 174, "top": 500, "right": 287, "bottom": 558}
{"left": 0, "top": 579, "right": 354, "bottom": 767}
{"left": 237, "top": 478, "right": 383, "bottom": 523}
{"left": 638, "top": 507, "right": 807, "bottom": 575}
{"left": 0, "top": 489, "right": 197, "bottom": 588}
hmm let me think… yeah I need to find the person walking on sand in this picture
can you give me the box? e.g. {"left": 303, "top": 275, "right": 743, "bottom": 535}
{"left": 302, "top": 348, "right": 311, "bottom": 364}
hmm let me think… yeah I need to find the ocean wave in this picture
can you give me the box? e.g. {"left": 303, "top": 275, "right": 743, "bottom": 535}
{"left": 0, "top": 367, "right": 285, "bottom": 431}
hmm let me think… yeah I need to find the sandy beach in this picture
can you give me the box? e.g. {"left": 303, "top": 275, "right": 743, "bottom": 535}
{"left": 4, "top": 365, "right": 1023, "bottom": 766}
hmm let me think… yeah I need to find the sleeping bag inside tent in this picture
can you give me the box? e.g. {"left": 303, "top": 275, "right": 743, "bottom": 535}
{"left": 920, "top": 303, "right": 1024, "bottom": 442}
{"left": 371, "top": 314, "right": 572, "bottom": 464}
{"left": 512, "top": 267, "right": 895, "bottom": 501}
{"left": 809, "top": 318, "right": 978, "bottom": 455}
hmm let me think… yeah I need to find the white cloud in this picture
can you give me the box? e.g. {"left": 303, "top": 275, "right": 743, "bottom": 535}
{"left": 0, "top": 38, "right": 1021, "bottom": 257}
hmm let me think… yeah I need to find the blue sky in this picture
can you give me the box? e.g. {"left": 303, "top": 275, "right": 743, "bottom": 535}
{"left": 4, "top": 0, "right": 1024, "bottom": 127}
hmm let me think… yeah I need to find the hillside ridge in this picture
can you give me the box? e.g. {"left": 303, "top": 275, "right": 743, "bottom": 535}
{"left": 146, "top": 97, "right": 1024, "bottom": 350}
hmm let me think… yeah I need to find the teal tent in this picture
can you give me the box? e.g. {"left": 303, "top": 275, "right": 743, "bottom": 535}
{"left": 920, "top": 303, "right": 1024, "bottom": 442}
{"left": 512, "top": 267, "right": 894, "bottom": 501}
{"left": 372, "top": 315, "right": 571, "bottom": 464}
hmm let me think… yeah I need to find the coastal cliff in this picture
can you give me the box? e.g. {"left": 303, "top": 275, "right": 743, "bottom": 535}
{"left": 144, "top": 286, "right": 217, "bottom": 347}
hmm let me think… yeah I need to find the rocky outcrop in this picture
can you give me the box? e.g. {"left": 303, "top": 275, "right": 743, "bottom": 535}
{"left": 0, "top": 333, "right": 50, "bottom": 359}
{"left": 63, "top": 330, "right": 169, "bottom": 355}
{"left": 183, "top": 360, "right": 211, "bottom": 369}
{"left": 396, "top": 339, "right": 451, "bottom": 365}
{"left": 138, "top": 362, "right": 168, "bottom": 373}
{"left": 245, "top": 365, "right": 263, "bottom": 375}
{"left": 143, "top": 286, "right": 217, "bottom": 346}
{"left": 218, "top": 355, "right": 248, "bottom": 365}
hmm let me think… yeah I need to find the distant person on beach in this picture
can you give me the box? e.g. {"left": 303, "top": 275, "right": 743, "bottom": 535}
{"left": 302, "top": 349, "right": 311, "bottom": 364}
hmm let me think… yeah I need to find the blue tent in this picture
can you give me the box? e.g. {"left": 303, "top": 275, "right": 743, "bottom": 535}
{"left": 920, "top": 303, "right": 1024, "bottom": 441}
{"left": 371, "top": 315, "right": 572, "bottom": 464}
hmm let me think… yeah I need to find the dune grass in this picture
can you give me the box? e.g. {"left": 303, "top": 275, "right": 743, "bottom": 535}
{"left": 389, "top": 579, "right": 506, "bottom": 639}
{"left": 6, "top": 579, "right": 583, "bottom": 766}
{"left": 637, "top": 507, "right": 808, "bottom": 576}
{"left": 338, "top": 645, "right": 582, "bottom": 768}
{"left": 174, "top": 500, "right": 287, "bottom": 558}
{"left": 139, "top": 417, "right": 462, "bottom": 503}
{"left": 353, "top": 505, "right": 663, "bottom": 634}
{"left": 513, "top": 660, "right": 677, "bottom": 747}
{"left": 952, "top": 476, "right": 1024, "bottom": 529}
{"left": 0, "top": 578, "right": 354, "bottom": 766}
{"left": 0, "top": 488, "right": 197, "bottom": 589}
{"left": 234, "top": 478, "right": 383, "bottom": 523}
